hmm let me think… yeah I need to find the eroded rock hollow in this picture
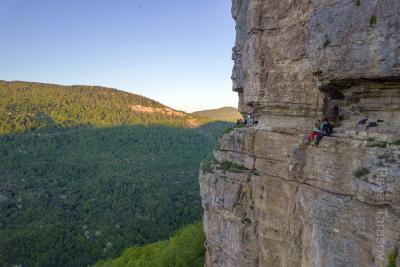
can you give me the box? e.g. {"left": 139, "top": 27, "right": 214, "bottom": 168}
{"left": 200, "top": 0, "right": 400, "bottom": 266}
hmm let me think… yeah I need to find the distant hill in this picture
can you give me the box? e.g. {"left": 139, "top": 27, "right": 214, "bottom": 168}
{"left": 0, "top": 80, "right": 232, "bottom": 266}
{"left": 192, "top": 106, "right": 241, "bottom": 122}
{"left": 0, "top": 80, "right": 210, "bottom": 135}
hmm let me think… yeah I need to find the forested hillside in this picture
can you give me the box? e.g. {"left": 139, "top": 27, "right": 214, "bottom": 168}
{"left": 0, "top": 80, "right": 209, "bottom": 135}
{"left": 0, "top": 81, "right": 230, "bottom": 267}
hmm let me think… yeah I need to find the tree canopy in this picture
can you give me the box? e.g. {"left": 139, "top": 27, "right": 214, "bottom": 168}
{"left": 0, "top": 81, "right": 230, "bottom": 266}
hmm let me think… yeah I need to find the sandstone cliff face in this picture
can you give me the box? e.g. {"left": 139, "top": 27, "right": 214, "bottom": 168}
{"left": 201, "top": 0, "right": 400, "bottom": 266}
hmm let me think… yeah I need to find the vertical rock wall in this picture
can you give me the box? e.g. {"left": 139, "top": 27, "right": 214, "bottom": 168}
{"left": 201, "top": 0, "right": 400, "bottom": 266}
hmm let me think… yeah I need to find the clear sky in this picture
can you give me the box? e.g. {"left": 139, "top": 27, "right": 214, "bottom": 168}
{"left": 0, "top": 0, "right": 237, "bottom": 112}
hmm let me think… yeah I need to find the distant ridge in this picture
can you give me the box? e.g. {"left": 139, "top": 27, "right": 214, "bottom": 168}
{"left": 192, "top": 106, "right": 241, "bottom": 122}
{"left": 0, "top": 80, "right": 210, "bottom": 134}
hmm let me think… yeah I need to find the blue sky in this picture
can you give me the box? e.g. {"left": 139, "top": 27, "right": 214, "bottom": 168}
{"left": 0, "top": 0, "right": 236, "bottom": 112}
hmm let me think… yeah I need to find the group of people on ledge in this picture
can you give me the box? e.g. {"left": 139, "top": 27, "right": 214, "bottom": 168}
{"left": 305, "top": 118, "right": 334, "bottom": 146}
{"left": 237, "top": 112, "right": 258, "bottom": 125}
{"left": 236, "top": 110, "right": 335, "bottom": 145}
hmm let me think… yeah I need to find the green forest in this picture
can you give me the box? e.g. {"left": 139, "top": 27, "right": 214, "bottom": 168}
{"left": 0, "top": 81, "right": 229, "bottom": 266}
{"left": 94, "top": 222, "right": 205, "bottom": 267}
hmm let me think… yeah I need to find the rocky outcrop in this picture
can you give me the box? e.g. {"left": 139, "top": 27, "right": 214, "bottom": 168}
{"left": 130, "top": 105, "right": 187, "bottom": 117}
{"left": 201, "top": 0, "right": 400, "bottom": 266}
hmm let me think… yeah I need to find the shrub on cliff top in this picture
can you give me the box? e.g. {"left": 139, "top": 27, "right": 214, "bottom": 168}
{"left": 202, "top": 154, "right": 216, "bottom": 173}
{"left": 223, "top": 124, "right": 246, "bottom": 134}
{"left": 367, "top": 142, "right": 388, "bottom": 148}
{"left": 218, "top": 161, "right": 249, "bottom": 173}
{"left": 369, "top": 15, "right": 377, "bottom": 27}
{"left": 387, "top": 249, "right": 397, "bottom": 267}
{"left": 353, "top": 167, "right": 370, "bottom": 178}
{"left": 323, "top": 38, "right": 331, "bottom": 49}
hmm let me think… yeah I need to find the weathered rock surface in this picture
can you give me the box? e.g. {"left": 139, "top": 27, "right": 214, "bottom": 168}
{"left": 201, "top": 0, "right": 400, "bottom": 266}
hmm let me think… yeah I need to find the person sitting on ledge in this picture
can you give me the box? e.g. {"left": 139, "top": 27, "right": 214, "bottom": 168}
{"left": 245, "top": 112, "right": 254, "bottom": 124}
{"left": 305, "top": 121, "right": 321, "bottom": 145}
{"left": 236, "top": 118, "right": 244, "bottom": 125}
{"left": 315, "top": 118, "right": 333, "bottom": 146}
